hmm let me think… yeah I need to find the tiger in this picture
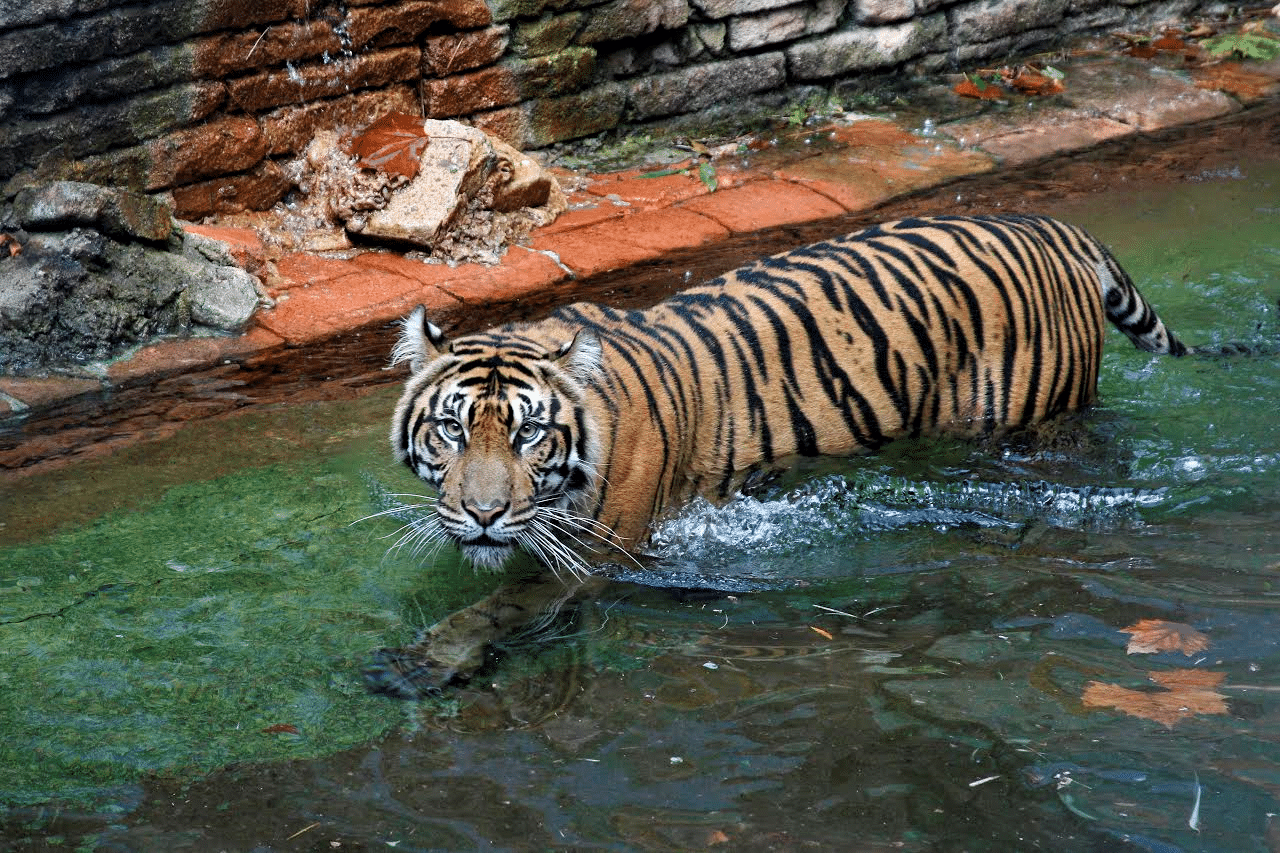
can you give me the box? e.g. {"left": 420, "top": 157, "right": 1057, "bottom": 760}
{"left": 365, "top": 213, "right": 1187, "bottom": 698}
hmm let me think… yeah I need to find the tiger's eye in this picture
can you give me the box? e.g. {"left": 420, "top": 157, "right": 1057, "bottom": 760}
{"left": 438, "top": 418, "right": 464, "bottom": 440}
{"left": 516, "top": 421, "right": 542, "bottom": 443}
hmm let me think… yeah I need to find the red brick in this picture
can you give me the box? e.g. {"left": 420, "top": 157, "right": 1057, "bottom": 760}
{"left": 147, "top": 116, "right": 266, "bottom": 191}
{"left": 192, "top": 19, "right": 343, "bottom": 76}
{"left": 422, "top": 65, "right": 519, "bottom": 118}
{"left": 259, "top": 86, "right": 419, "bottom": 157}
{"left": 678, "top": 180, "right": 845, "bottom": 233}
{"left": 227, "top": 47, "right": 419, "bottom": 113}
{"left": 532, "top": 200, "right": 628, "bottom": 236}
{"left": 346, "top": 1, "right": 491, "bottom": 49}
{"left": 423, "top": 26, "right": 510, "bottom": 76}
{"left": 170, "top": 162, "right": 291, "bottom": 219}
{"left": 275, "top": 253, "right": 367, "bottom": 293}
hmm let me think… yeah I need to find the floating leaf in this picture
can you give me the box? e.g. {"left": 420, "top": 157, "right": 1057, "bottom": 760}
{"left": 1082, "top": 669, "right": 1228, "bottom": 727}
{"left": 348, "top": 112, "right": 430, "bottom": 180}
{"left": 261, "top": 723, "right": 301, "bottom": 735}
{"left": 1121, "top": 619, "right": 1210, "bottom": 656}
{"left": 1008, "top": 68, "right": 1065, "bottom": 96}
{"left": 953, "top": 75, "right": 1004, "bottom": 99}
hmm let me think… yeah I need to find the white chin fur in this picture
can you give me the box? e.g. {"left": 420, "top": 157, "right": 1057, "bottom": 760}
{"left": 462, "top": 542, "right": 516, "bottom": 571}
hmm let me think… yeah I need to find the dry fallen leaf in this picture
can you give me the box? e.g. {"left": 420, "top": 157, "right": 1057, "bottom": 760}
{"left": 1007, "top": 69, "right": 1065, "bottom": 96}
{"left": 810, "top": 625, "right": 834, "bottom": 640}
{"left": 1083, "top": 668, "right": 1227, "bottom": 727}
{"left": 1122, "top": 619, "right": 1210, "bottom": 656}
{"left": 348, "top": 112, "right": 430, "bottom": 180}
{"left": 261, "top": 723, "right": 301, "bottom": 734}
{"left": 953, "top": 77, "right": 1005, "bottom": 99}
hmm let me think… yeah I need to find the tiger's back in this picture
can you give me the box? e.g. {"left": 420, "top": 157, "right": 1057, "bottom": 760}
{"left": 534, "top": 214, "right": 1183, "bottom": 540}
{"left": 390, "top": 213, "right": 1185, "bottom": 565}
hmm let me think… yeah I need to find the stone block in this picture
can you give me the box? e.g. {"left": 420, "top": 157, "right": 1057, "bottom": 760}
{"left": 146, "top": 116, "right": 266, "bottom": 191}
{"left": 786, "top": 14, "right": 945, "bottom": 79}
{"left": 855, "top": 0, "right": 915, "bottom": 23}
{"left": 259, "top": 86, "right": 419, "bottom": 157}
{"left": 185, "top": 264, "right": 261, "bottom": 331}
{"left": 192, "top": 18, "right": 344, "bottom": 77}
{"left": 628, "top": 53, "right": 786, "bottom": 119}
{"left": 576, "top": 0, "right": 691, "bottom": 44}
{"left": 424, "top": 25, "right": 511, "bottom": 75}
{"left": 729, "top": 0, "right": 844, "bottom": 52}
{"left": 690, "top": 0, "right": 799, "bottom": 18}
{"left": 226, "top": 47, "right": 419, "bottom": 113}
{"left": 422, "top": 65, "right": 519, "bottom": 118}
{"left": 170, "top": 162, "right": 292, "bottom": 219}
{"left": 14, "top": 181, "right": 174, "bottom": 243}
{"left": 947, "top": 0, "right": 1069, "bottom": 44}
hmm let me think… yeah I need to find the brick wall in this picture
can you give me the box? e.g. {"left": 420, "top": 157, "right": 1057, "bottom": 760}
{"left": 0, "top": 0, "right": 1204, "bottom": 220}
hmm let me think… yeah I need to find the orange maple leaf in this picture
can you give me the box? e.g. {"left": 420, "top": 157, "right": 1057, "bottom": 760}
{"left": 1083, "top": 668, "right": 1227, "bottom": 727}
{"left": 348, "top": 112, "right": 430, "bottom": 180}
{"left": 1121, "top": 619, "right": 1210, "bottom": 656}
{"left": 953, "top": 77, "right": 1005, "bottom": 99}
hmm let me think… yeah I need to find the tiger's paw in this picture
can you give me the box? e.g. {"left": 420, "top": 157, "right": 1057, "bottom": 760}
{"left": 363, "top": 646, "right": 470, "bottom": 699}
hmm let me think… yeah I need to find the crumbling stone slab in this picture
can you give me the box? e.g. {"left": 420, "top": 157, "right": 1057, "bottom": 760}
{"left": 1066, "top": 57, "right": 1240, "bottom": 131}
{"left": 355, "top": 121, "right": 495, "bottom": 248}
{"left": 942, "top": 109, "right": 1135, "bottom": 165}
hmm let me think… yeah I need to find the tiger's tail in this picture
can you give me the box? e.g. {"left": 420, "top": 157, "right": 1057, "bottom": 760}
{"left": 1096, "top": 256, "right": 1188, "bottom": 357}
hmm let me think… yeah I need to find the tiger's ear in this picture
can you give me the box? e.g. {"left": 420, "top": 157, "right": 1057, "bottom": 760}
{"left": 390, "top": 305, "right": 445, "bottom": 373}
{"left": 555, "top": 328, "right": 603, "bottom": 381}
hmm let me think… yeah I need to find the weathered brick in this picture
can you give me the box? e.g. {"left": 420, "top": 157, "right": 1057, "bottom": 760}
{"left": 19, "top": 43, "right": 193, "bottom": 116}
{"left": 786, "top": 14, "right": 945, "bottom": 79}
{"left": 0, "top": 0, "right": 303, "bottom": 80}
{"left": 728, "top": 0, "right": 843, "bottom": 51}
{"left": 628, "top": 53, "right": 785, "bottom": 119}
{"left": 422, "top": 65, "right": 518, "bottom": 118}
{"left": 0, "top": 82, "right": 224, "bottom": 179}
{"left": 344, "top": 0, "right": 492, "bottom": 50}
{"left": 423, "top": 25, "right": 511, "bottom": 75}
{"left": 146, "top": 116, "right": 266, "bottom": 190}
{"left": 512, "top": 47, "right": 597, "bottom": 98}
{"left": 576, "top": 0, "right": 691, "bottom": 44}
{"left": 510, "top": 13, "right": 584, "bottom": 57}
{"left": 528, "top": 85, "right": 625, "bottom": 146}
{"left": 192, "top": 17, "right": 344, "bottom": 77}
{"left": 259, "top": 85, "right": 419, "bottom": 156}
{"left": 226, "top": 47, "right": 419, "bottom": 113}
{"left": 947, "top": 0, "right": 1069, "bottom": 44}
{"left": 170, "top": 161, "right": 292, "bottom": 219}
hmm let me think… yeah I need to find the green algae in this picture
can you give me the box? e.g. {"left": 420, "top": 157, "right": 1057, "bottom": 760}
{"left": 0, "top": 393, "right": 498, "bottom": 808}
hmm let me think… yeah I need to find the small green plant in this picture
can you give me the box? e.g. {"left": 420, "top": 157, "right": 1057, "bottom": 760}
{"left": 1201, "top": 31, "right": 1280, "bottom": 61}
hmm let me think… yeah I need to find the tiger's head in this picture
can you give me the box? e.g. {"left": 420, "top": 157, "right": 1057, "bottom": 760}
{"left": 389, "top": 306, "right": 604, "bottom": 574}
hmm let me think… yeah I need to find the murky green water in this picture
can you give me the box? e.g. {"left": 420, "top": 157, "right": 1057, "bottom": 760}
{"left": 2, "top": 160, "right": 1278, "bottom": 851}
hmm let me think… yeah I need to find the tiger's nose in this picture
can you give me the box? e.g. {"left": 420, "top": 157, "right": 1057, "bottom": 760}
{"left": 463, "top": 500, "right": 508, "bottom": 528}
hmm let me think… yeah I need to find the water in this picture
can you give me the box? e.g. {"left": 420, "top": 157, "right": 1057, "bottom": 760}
{"left": 2, "top": 157, "right": 1279, "bottom": 850}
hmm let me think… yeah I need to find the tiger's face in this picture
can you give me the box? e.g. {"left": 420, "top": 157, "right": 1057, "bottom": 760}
{"left": 389, "top": 307, "right": 603, "bottom": 573}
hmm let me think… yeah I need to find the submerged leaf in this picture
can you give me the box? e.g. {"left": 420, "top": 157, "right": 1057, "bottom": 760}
{"left": 1122, "top": 619, "right": 1210, "bottom": 656}
{"left": 1082, "top": 668, "right": 1228, "bottom": 727}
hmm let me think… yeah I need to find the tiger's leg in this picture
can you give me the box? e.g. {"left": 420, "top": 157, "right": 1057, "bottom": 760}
{"left": 364, "top": 571, "right": 608, "bottom": 699}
